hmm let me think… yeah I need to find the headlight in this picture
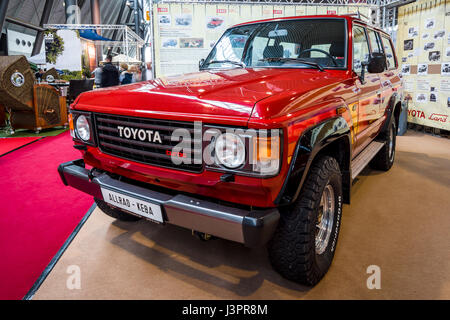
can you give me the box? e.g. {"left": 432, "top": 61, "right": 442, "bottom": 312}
{"left": 214, "top": 133, "right": 245, "bottom": 169}
{"left": 76, "top": 115, "right": 90, "bottom": 141}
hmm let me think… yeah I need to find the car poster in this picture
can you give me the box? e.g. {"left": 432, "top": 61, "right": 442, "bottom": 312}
{"left": 408, "top": 26, "right": 419, "bottom": 37}
{"left": 442, "top": 62, "right": 450, "bottom": 76}
{"left": 417, "top": 63, "right": 428, "bottom": 75}
{"left": 416, "top": 92, "right": 428, "bottom": 103}
{"left": 425, "top": 18, "right": 435, "bottom": 29}
{"left": 174, "top": 14, "right": 193, "bottom": 28}
{"left": 179, "top": 38, "right": 204, "bottom": 49}
{"left": 402, "top": 64, "right": 411, "bottom": 75}
{"left": 161, "top": 38, "right": 177, "bottom": 48}
{"left": 423, "top": 42, "right": 435, "bottom": 51}
{"left": 430, "top": 87, "right": 438, "bottom": 103}
{"left": 404, "top": 39, "right": 414, "bottom": 51}
{"left": 428, "top": 51, "right": 441, "bottom": 62}
{"left": 433, "top": 30, "right": 445, "bottom": 40}
{"left": 159, "top": 14, "right": 171, "bottom": 26}
{"left": 205, "top": 16, "right": 226, "bottom": 31}
{"left": 398, "top": 1, "right": 449, "bottom": 130}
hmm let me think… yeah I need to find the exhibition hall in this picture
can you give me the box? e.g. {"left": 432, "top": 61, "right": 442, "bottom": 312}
{"left": 0, "top": 0, "right": 449, "bottom": 303}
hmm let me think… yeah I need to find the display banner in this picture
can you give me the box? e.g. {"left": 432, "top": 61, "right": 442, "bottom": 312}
{"left": 44, "top": 29, "right": 82, "bottom": 73}
{"left": 397, "top": 0, "right": 450, "bottom": 130}
{"left": 153, "top": 3, "right": 372, "bottom": 78}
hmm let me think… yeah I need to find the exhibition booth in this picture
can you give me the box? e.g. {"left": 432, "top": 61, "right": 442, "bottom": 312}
{"left": 0, "top": 0, "right": 449, "bottom": 302}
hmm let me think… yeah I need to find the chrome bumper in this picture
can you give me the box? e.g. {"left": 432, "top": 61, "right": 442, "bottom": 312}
{"left": 58, "top": 159, "right": 280, "bottom": 247}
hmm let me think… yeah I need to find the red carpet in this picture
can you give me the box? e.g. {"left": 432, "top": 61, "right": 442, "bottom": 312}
{"left": 0, "top": 132, "right": 93, "bottom": 299}
{"left": 0, "top": 137, "right": 42, "bottom": 156}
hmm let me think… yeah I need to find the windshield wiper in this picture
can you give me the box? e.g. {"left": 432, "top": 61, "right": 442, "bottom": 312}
{"left": 259, "top": 57, "right": 324, "bottom": 71}
{"left": 203, "top": 60, "right": 245, "bottom": 68}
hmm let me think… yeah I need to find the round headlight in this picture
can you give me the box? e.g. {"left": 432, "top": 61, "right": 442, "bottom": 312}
{"left": 76, "top": 115, "right": 90, "bottom": 141}
{"left": 214, "top": 133, "right": 245, "bottom": 169}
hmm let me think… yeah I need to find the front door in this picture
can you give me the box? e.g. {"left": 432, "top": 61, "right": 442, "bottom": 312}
{"left": 352, "top": 25, "right": 382, "bottom": 156}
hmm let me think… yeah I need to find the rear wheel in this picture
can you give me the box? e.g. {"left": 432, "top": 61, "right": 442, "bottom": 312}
{"left": 370, "top": 117, "right": 396, "bottom": 171}
{"left": 95, "top": 198, "right": 142, "bottom": 222}
{"left": 268, "top": 156, "right": 343, "bottom": 286}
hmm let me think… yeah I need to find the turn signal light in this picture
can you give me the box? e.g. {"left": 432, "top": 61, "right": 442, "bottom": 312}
{"left": 251, "top": 135, "right": 280, "bottom": 175}
{"left": 68, "top": 113, "right": 75, "bottom": 138}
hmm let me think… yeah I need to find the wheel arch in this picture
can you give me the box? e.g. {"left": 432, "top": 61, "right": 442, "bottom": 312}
{"left": 380, "top": 92, "right": 403, "bottom": 135}
{"left": 275, "top": 116, "right": 352, "bottom": 207}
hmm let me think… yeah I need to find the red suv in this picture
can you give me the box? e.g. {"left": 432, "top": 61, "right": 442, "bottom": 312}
{"left": 59, "top": 15, "right": 403, "bottom": 286}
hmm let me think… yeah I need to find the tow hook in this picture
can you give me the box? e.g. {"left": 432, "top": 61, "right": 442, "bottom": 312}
{"left": 192, "top": 230, "right": 215, "bottom": 241}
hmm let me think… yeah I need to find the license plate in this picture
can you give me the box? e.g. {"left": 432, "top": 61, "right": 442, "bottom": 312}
{"left": 101, "top": 188, "right": 164, "bottom": 223}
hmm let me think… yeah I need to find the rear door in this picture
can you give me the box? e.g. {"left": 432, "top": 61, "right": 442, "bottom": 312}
{"left": 378, "top": 33, "right": 402, "bottom": 118}
{"left": 366, "top": 28, "right": 389, "bottom": 130}
{"left": 352, "top": 24, "right": 383, "bottom": 155}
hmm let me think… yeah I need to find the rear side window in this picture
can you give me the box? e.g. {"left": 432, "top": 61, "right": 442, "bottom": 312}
{"left": 381, "top": 35, "right": 396, "bottom": 69}
{"left": 367, "top": 29, "right": 383, "bottom": 53}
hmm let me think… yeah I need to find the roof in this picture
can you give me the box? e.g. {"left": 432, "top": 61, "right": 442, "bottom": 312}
{"left": 231, "top": 14, "right": 389, "bottom": 36}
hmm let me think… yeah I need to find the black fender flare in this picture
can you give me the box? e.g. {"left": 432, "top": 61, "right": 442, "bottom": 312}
{"left": 275, "top": 116, "right": 352, "bottom": 206}
{"left": 379, "top": 91, "right": 403, "bottom": 135}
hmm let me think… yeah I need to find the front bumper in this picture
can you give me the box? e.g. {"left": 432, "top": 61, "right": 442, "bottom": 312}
{"left": 58, "top": 159, "right": 280, "bottom": 247}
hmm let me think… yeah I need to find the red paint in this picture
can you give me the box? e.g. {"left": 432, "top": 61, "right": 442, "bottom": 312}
{"left": 73, "top": 15, "right": 401, "bottom": 208}
{"left": 0, "top": 132, "right": 93, "bottom": 299}
{"left": 428, "top": 113, "right": 448, "bottom": 123}
{"left": 166, "top": 150, "right": 187, "bottom": 158}
{"left": 0, "top": 137, "right": 41, "bottom": 156}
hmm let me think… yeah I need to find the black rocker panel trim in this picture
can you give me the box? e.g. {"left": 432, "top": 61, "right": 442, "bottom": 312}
{"left": 275, "top": 116, "right": 352, "bottom": 206}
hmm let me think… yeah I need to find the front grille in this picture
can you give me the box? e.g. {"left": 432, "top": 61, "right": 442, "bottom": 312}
{"left": 94, "top": 113, "right": 203, "bottom": 172}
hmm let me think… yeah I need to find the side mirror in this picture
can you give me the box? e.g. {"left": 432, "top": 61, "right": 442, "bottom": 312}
{"left": 359, "top": 61, "right": 369, "bottom": 84}
{"left": 367, "top": 52, "right": 387, "bottom": 73}
{"left": 199, "top": 58, "right": 205, "bottom": 70}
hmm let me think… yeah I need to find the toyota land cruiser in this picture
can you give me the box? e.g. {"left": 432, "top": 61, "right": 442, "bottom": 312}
{"left": 59, "top": 14, "right": 403, "bottom": 286}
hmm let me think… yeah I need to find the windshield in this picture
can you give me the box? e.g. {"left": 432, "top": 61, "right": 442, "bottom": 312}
{"left": 203, "top": 18, "right": 347, "bottom": 70}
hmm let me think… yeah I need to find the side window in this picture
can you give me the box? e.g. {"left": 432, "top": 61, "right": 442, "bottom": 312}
{"left": 353, "top": 25, "right": 370, "bottom": 74}
{"left": 367, "top": 29, "right": 383, "bottom": 53}
{"left": 381, "top": 36, "right": 396, "bottom": 69}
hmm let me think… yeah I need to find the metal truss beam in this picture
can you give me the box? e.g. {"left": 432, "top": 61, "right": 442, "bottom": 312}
{"left": 155, "top": 0, "right": 379, "bottom": 5}
{"left": 43, "top": 24, "right": 145, "bottom": 46}
{"left": 32, "top": 0, "right": 54, "bottom": 56}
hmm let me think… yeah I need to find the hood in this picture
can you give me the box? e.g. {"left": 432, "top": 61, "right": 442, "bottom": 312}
{"left": 75, "top": 68, "right": 345, "bottom": 126}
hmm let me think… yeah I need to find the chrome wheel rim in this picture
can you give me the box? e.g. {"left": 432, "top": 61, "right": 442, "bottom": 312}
{"left": 315, "top": 183, "right": 335, "bottom": 255}
{"left": 388, "top": 126, "right": 394, "bottom": 160}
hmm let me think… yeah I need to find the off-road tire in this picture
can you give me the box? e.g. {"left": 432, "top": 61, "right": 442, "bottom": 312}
{"left": 268, "top": 156, "right": 343, "bottom": 286}
{"left": 95, "top": 198, "right": 142, "bottom": 222}
{"left": 369, "top": 117, "right": 396, "bottom": 171}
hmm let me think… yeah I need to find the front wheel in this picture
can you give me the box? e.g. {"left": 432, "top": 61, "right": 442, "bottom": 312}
{"left": 268, "top": 156, "right": 343, "bottom": 286}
